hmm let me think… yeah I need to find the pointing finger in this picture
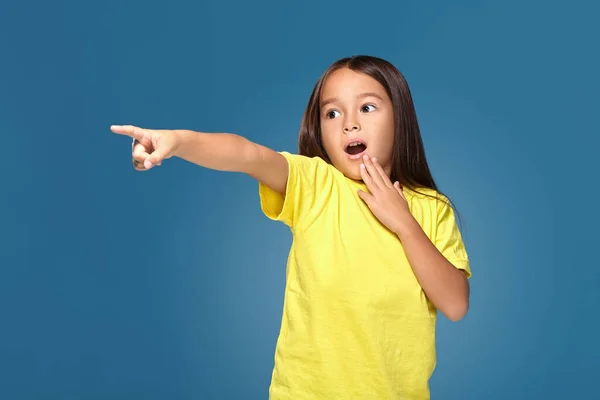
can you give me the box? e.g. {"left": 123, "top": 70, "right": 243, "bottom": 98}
{"left": 111, "top": 125, "right": 145, "bottom": 141}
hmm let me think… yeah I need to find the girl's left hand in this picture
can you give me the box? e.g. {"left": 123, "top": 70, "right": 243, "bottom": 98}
{"left": 357, "top": 154, "right": 412, "bottom": 235}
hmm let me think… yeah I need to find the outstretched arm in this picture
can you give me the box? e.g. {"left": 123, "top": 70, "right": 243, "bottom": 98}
{"left": 111, "top": 125, "right": 289, "bottom": 195}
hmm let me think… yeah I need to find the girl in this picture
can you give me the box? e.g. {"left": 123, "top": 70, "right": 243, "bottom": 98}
{"left": 111, "top": 55, "right": 471, "bottom": 400}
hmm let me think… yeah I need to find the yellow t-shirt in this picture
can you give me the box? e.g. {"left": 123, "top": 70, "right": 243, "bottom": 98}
{"left": 259, "top": 152, "right": 471, "bottom": 400}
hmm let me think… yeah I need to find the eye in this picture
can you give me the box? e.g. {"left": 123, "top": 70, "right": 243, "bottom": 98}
{"left": 325, "top": 110, "right": 341, "bottom": 119}
{"left": 361, "top": 104, "right": 377, "bottom": 113}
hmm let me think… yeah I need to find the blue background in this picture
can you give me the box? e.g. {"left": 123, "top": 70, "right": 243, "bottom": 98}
{"left": 1, "top": 0, "right": 598, "bottom": 399}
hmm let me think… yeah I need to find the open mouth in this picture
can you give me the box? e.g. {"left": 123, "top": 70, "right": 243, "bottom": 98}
{"left": 345, "top": 140, "right": 367, "bottom": 158}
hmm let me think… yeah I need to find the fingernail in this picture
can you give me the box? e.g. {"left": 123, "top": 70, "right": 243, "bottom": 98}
{"left": 144, "top": 159, "right": 153, "bottom": 169}
{"left": 372, "top": 157, "right": 377, "bottom": 163}
{"left": 360, "top": 163, "right": 365, "bottom": 169}
{"left": 363, "top": 154, "right": 369, "bottom": 160}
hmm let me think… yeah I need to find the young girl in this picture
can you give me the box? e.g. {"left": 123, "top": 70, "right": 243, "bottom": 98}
{"left": 111, "top": 55, "right": 471, "bottom": 400}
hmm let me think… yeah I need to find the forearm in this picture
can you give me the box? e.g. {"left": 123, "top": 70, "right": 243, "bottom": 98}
{"left": 395, "top": 217, "right": 469, "bottom": 321}
{"left": 173, "top": 130, "right": 259, "bottom": 173}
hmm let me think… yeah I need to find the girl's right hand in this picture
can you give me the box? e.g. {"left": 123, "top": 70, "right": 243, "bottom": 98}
{"left": 111, "top": 125, "right": 181, "bottom": 170}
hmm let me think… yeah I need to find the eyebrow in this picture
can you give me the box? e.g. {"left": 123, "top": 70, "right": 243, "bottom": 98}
{"left": 320, "top": 92, "right": 384, "bottom": 108}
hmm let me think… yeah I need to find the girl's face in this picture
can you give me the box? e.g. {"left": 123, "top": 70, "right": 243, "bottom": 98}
{"left": 319, "top": 67, "right": 395, "bottom": 181}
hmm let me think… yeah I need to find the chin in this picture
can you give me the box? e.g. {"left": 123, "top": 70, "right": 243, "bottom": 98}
{"left": 339, "top": 164, "right": 362, "bottom": 181}
{"left": 329, "top": 155, "right": 364, "bottom": 181}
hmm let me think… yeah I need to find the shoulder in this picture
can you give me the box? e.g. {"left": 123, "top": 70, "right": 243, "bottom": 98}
{"left": 404, "top": 186, "right": 447, "bottom": 210}
{"left": 280, "top": 152, "right": 332, "bottom": 169}
{"left": 258, "top": 152, "right": 338, "bottom": 229}
{"left": 404, "top": 186, "right": 459, "bottom": 232}
{"left": 279, "top": 152, "right": 338, "bottom": 183}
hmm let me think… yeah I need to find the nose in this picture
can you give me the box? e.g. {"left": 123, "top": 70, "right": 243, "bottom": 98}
{"left": 343, "top": 121, "right": 360, "bottom": 133}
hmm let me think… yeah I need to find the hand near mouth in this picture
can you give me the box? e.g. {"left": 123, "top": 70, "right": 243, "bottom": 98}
{"left": 357, "top": 154, "right": 412, "bottom": 235}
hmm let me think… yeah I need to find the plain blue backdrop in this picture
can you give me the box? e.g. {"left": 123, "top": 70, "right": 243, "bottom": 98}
{"left": 1, "top": 0, "right": 598, "bottom": 399}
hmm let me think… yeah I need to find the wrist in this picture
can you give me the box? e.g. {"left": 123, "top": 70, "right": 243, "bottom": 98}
{"left": 393, "top": 213, "right": 421, "bottom": 239}
{"left": 172, "top": 129, "right": 196, "bottom": 158}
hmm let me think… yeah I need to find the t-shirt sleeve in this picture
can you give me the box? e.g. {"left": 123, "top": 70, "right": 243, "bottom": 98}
{"left": 434, "top": 196, "right": 472, "bottom": 279}
{"left": 258, "top": 151, "right": 333, "bottom": 230}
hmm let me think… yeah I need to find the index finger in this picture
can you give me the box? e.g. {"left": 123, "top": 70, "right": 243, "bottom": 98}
{"left": 371, "top": 157, "right": 393, "bottom": 187}
{"left": 110, "top": 125, "right": 145, "bottom": 141}
{"left": 363, "top": 154, "right": 385, "bottom": 189}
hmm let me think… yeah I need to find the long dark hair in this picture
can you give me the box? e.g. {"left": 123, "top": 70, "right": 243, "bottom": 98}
{"left": 298, "top": 55, "right": 461, "bottom": 222}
